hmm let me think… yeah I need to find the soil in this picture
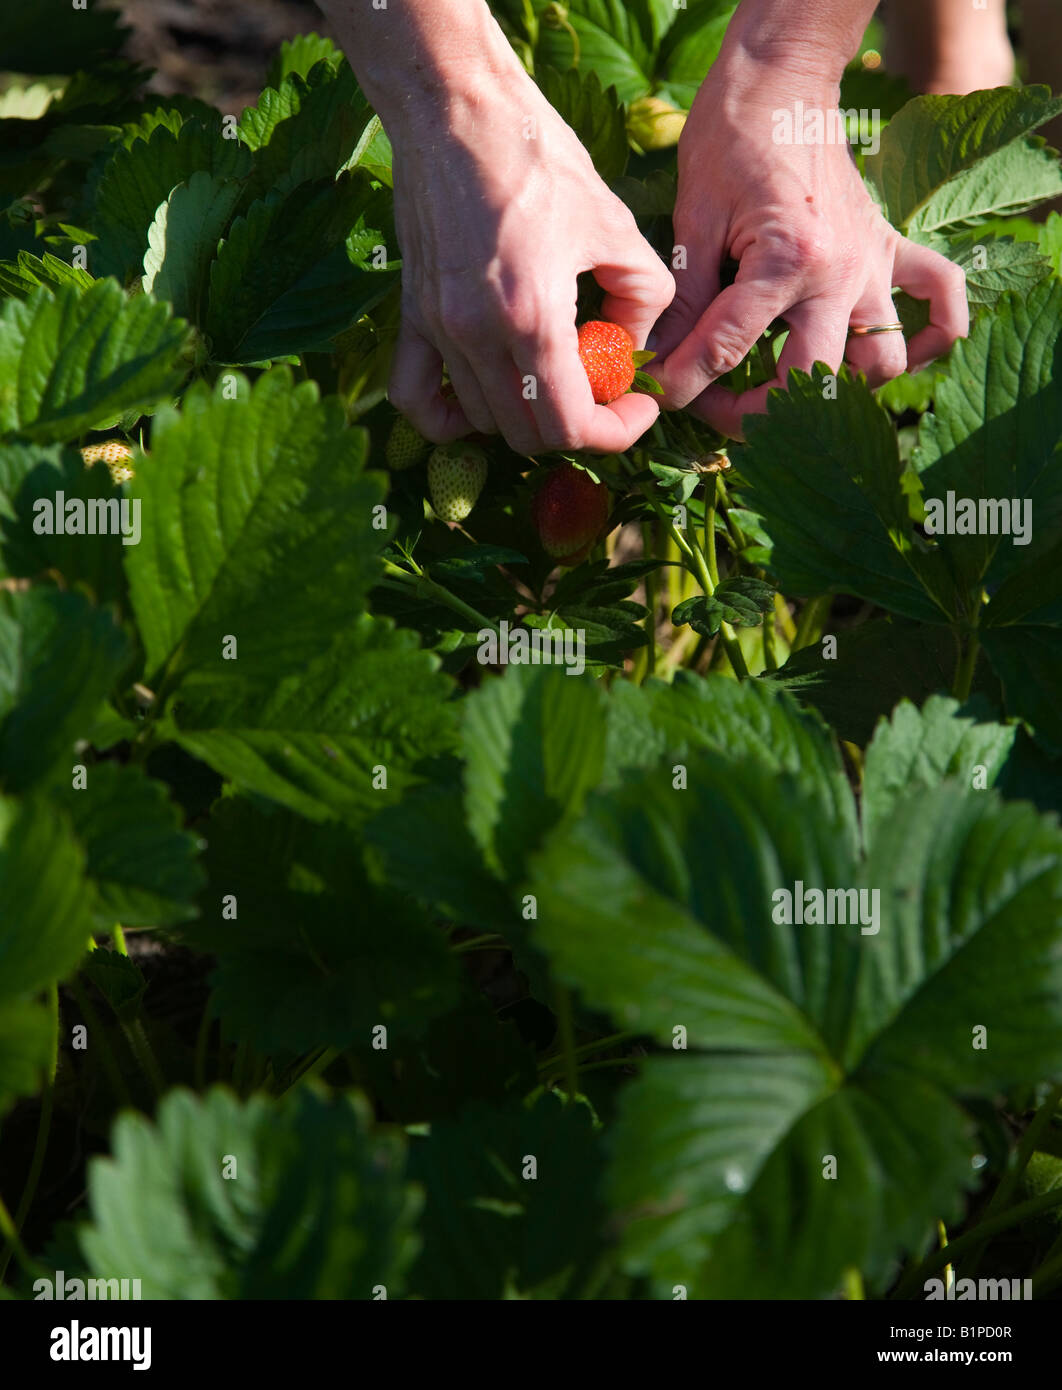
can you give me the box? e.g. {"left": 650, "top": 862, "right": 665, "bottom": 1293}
{"left": 120, "top": 0, "right": 337, "bottom": 112}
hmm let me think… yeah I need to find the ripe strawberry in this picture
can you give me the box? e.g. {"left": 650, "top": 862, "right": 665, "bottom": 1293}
{"left": 386, "top": 414, "right": 430, "bottom": 470}
{"left": 428, "top": 443, "right": 488, "bottom": 522}
{"left": 532, "top": 462, "right": 611, "bottom": 566}
{"left": 578, "top": 321, "right": 636, "bottom": 405}
{"left": 81, "top": 440, "right": 134, "bottom": 484}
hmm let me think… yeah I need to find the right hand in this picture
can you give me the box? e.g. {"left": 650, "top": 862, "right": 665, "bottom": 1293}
{"left": 385, "top": 78, "right": 675, "bottom": 456}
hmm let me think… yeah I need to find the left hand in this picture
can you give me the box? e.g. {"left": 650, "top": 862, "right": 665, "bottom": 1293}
{"left": 651, "top": 63, "right": 969, "bottom": 439}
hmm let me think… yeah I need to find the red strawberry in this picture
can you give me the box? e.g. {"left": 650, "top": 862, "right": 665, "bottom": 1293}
{"left": 386, "top": 414, "right": 430, "bottom": 470}
{"left": 578, "top": 321, "right": 636, "bottom": 404}
{"left": 532, "top": 463, "right": 611, "bottom": 566}
{"left": 428, "top": 443, "right": 488, "bottom": 522}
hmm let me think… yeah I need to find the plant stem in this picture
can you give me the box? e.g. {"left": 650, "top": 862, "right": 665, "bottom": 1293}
{"left": 843, "top": 1267, "right": 865, "bottom": 1300}
{"left": 0, "top": 984, "right": 59, "bottom": 1282}
{"left": 792, "top": 594, "right": 832, "bottom": 651}
{"left": 194, "top": 1006, "right": 213, "bottom": 1092}
{"left": 0, "top": 1190, "right": 50, "bottom": 1287}
{"left": 952, "top": 630, "right": 980, "bottom": 702}
{"left": 553, "top": 983, "right": 579, "bottom": 1104}
{"left": 537, "top": 1030, "right": 638, "bottom": 1073}
{"left": 762, "top": 605, "right": 779, "bottom": 672}
{"left": 892, "top": 1186, "right": 1062, "bottom": 1298}
{"left": 112, "top": 923, "right": 128, "bottom": 956}
{"left": 703, "top": 477, "right": 720, "bottom": 587}
{"left": 68, "top": 977, "right": 131, "bottom": 1109}
{"left": 451, "top": 932, "right": 505, "bottom": 954}
{"left": 642, "top": 522, "right": 657, "bottom": 681}
{"left": 959, "top": 1082, "right": 1062, "bottom": 1280}
{"left": 121, "top": 1018, "right": 165, "bottom": 1099}
{"left": 380, "top": 561, "right": 500, "bottom": 634}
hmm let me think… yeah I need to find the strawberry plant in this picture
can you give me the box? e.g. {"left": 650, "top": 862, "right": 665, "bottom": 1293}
{"left": 1, "top": 0, "right": 1062, "bottom": 1320}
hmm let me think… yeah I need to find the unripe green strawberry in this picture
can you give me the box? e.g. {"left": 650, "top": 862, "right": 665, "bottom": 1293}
{"left": 627, "top": 95, "right": 687, "bottom": 151}
{"left": 386, "top": 415, "right": 430, "bottom": 470}
{"left": 428, "top": 443, "right": 488, "bottom": 522}
{"left": 81, "top": 440, "right": 134, "bottom": 484}
{"left": 532, "top": 462, "right": 610, "bottom": 566}
{"left": 577, "top": 321, "right": 636, "bottom": 404}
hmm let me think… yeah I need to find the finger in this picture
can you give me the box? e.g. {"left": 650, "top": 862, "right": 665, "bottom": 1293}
{"left": 654, "top": 256, "right": 797, "bottom": 410}
{"left": 510, "top": 324, "right": 597, "bottom": 454}
{"left": 442, "top": 347, "right": 499, "bottom": 437}
{"left": 843, "top": 286, "right": 908, "bottom": 387}
{"left": 688, "top": 379, "right": 775, "bottom": 442}
{"left": 776, "top": 297, "right": 851, "bottom": 380}
{"left": 511, "top": 323, "right": 663, "bottom": 455}
{"left": 593, "top": 228, "right": 676, "bottom": 349}
{"left": 389, "top": 318, "right": 470, "bottom": 442}
{"left": 893, "top": 238, "right": 969, "bottom": 374}
{"left": 647, "top": 232, "right": 724, "bottom": 362}
{"left": 467, "top": 349, "right": 547, "bottom": 456}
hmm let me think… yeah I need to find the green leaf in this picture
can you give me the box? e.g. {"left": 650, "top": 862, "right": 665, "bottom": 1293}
{"left": 861, "top": 694, "right": 1017, "bottom": 846}
{"left": 81, "top": 948, "right": 147, "bottom": 1024}
{"left": 125, "top": 371, "right": 383, "bottom": 689}
{"left": 0, "top": 440, "right": 128, "bottom": 604}
{"left": 55, "top": 762, "right": 204, "bottom": 929}
{"left": 1040, "top": 211, "right": 1062, "bottom": 275}
{"left": 945, "top": 230, "right": 1052, "bottom": 309}
{"left": 531, "top": 758, "right": 1062, "bottom": 1296}
{"left": 407, "top": 1092, "right": 604, "bottom": 1299}
{"left": 534, "top": 0, "right": 654, "bottom": 103}
{"left": 0, "top": 589, "right": 127, "bottom": 793}
{"left": 463, "top": 666, "right": 608, "bottom": 879}
{"left": 185, "top": 800, "right": 461, "bottom": 1054}
{"left": 732, "top": 366, "right": 955, "bottom": 623}
{"left": 91, "top": 119, "right": 250, "bottom": 282}
{"left": 914, "top": 281, "right": 1062, "bottom": 593}
{"left": 0, "top": 793, "right": 93, "bottom": 1003}
{"left": 205, "top": 173, "right": 390, "bottom": 363}
{"left": 536, "top": 67, "right": 628, "bottom": 185}
{"left": 142, "top": 170, "right": 243, "bottom": 323}
{"left": 79, "top": 1086, "right": 420, "bottom": 1299}
{"left": 173, "top": 613, "right": 457, "bottom": 825}
{"left": 265, "top": 33, "right": 343, "bottom": 88}
{"left": 365, "top": 778, "right": 517, "bottom": 934}
{"left": 0, "top": 281, "right": 188, "bottom": 443}
{"left": 657, "top": 1, "right": 738, "bottom": 107}
{"left": 866, "top": 87, "right": 1062, "bottom": 236}
{"left": 0, "top": 999, "right": 53, "bottom": 1118}
{"left": 0, "top": 0, "right": 129, "bottom": 74}
{"left": 237, "top": 61, "right": 372, "bottom": 201}
{"left": 768, "top": 617, "right": 983, "bottom": 747}
{"left": 604, "top": 671, "right": 858, "bottom": 849}
{"left": 673, "top": 577, "right": 774, "bottom": 636}
{"left": 0, "top": 249, "right": 94, "bottom": 301}
{"left": 980, "top": 624, "right": 1062, "bottom": 754}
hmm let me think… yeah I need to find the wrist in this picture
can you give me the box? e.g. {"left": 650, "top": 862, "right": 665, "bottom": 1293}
{"left": 317, "top": 0, "right": 529, "bottom": 137}
{"left": 713, "top": 0, "right": 876, "bottom": 102}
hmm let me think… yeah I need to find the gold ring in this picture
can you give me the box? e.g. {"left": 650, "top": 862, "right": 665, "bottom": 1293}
{"left": 848, "top": 322, "right": 905, "bottom": 336}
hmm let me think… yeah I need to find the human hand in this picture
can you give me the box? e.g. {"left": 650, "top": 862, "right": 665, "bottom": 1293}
{"left": 652, "top": 59, "right": 969, "bottom": 439}
{"left": 384, "top": 74, "right": 674, "bottom": 455}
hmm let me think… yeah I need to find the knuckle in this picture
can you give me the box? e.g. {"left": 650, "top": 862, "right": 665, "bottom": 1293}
{"left": 707, "top": 336, "right": 749, "bottom": 375}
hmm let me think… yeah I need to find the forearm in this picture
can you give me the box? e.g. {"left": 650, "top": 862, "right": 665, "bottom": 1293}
{"left": 315, "top": 0, "right": 528, "bottom": 134}
{"left": 716, "top": 0, "right": 878, "bottom": 98}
